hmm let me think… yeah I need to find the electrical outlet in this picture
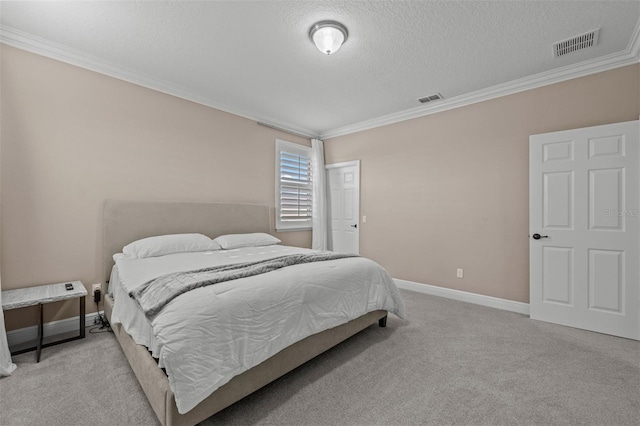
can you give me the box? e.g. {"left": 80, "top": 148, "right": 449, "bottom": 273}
{"left": 92, "top": 283, "right": 101, "bottom": 295}
{"left": 456, "top": 268, "right": 464, "bottom": 278}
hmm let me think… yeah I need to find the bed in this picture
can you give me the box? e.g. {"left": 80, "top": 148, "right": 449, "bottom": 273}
{"left": 102, "top": 199, "right": 405, "bottom": 426}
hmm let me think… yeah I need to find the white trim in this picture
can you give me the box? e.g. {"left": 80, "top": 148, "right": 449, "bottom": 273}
{"left": 394, "top": 278, "right": 530, "bottom": 316}
{"left": 0, "top": 25, "right": 320, "bottom": 140}
{"left": 629, "top": 16, "right": 640, "bottom": 59}
{"left": 257, "top": 121, "right": 318, "bottom": 140}
{"left": 322, "top": 19, "right": 640, "bottom": 139}
{"left": 2, "top": 21, "right": 638, "bottom": 141}
{"left": 322, "top": 48, "right": 639, "bottom": 139}
{"left": 325, "top": 160, "right": 360, "bottom": 170}
{"left": 274, "top": 226, "right": 312, "bottom": 232}
{"left": 7, "top": 311, "right": 102, "bottom": 348}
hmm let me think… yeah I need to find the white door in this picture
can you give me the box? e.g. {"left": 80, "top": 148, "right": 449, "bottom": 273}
{"left": 326, "top": 161, "right": 360, "bottom": 254}
{"left": 530, "top": 120, "right": 639, "bottom": 340}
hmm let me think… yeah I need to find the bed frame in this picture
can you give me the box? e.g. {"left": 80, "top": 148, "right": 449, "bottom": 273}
{"left": 103, "top": 199, "right": 388, "bottom": 426}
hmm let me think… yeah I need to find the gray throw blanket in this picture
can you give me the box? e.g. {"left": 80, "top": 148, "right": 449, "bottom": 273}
{"left": 130, "top": 252, "right": 358, "bottom": 317}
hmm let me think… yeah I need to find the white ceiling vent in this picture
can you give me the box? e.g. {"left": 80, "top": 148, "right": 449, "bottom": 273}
{"left": 418, "top": 93, "right": 443, "bottom": 104}
{"left": 553, "top": 29, "right": 600, "bottom": 58}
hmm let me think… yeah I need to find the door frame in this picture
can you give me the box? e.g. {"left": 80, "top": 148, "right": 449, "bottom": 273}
{"left": 325, "top": 160, "right": 360, "bottom": 253}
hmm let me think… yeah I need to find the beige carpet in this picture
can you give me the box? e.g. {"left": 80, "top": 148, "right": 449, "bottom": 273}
{"left": 1, "top": 289, "right": 638, "bottom": 426}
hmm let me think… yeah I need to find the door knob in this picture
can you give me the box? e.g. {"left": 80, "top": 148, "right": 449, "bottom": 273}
{"left": 532, "top": 233, "right": 548, "bottom": 240}
{"left": 350, "top": 224, "right": 358, "bottom": 228}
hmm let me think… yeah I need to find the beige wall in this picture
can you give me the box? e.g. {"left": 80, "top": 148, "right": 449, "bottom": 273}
{"left": 2, "top": 44, "right": 638, "bottom": 330}
{"left": 325, "top": 64, "right": 640, "bottom": 303}
{"left": 0, "top": 45, "right": 311, "bottom": 330}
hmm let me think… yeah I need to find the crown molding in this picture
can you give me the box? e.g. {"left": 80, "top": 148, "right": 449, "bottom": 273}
{"left": 1, "top": 21, "right": 638, "bottom": 143}
{"left": 321, "top": 19, "right": 640, "bottom": 140}
{"left": 628, "top": 16, "right": 640, "bottom": 60}
{"left": 0, "top": 25, "right": 320, "bottom": 140}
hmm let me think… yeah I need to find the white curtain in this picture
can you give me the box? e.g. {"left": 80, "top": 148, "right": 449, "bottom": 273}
{"left": 0, "top": 274, "right": 16, "bottom": 377}
{"left": 311, "top": 139, "right": 328, "bottom": 251}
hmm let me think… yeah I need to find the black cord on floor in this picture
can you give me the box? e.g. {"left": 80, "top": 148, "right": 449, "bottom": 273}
{"left": 89, "top": 315, "right": 112, "bottom": 333}
{"left": 89, "top": 298, "right": 112, "bottom": 334}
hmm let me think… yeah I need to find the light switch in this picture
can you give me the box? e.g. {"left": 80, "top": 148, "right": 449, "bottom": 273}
{"left": 362, "top": 215, "right": 367, "bottom": 223}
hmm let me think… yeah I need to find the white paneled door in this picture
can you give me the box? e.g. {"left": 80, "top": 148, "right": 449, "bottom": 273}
{"left": 530, "top": 120, "right": 639, "bottom": 340}
{"left": 326, "top": 161, "right": 360, "bottom": 254}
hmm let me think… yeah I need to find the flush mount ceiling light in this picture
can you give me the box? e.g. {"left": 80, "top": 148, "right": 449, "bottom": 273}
{"left": 309, "top": 20, "right": 348, "bottom": 55}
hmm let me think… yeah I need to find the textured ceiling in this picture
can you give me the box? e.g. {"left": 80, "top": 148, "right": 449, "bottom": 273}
{"left": 1, "top": 1, "right": 639, "bottom": 137}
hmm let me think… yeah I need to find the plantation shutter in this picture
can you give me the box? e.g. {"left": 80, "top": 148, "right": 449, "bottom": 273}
{"left": 279, "top": 151, "right": 312, "bottom": 222}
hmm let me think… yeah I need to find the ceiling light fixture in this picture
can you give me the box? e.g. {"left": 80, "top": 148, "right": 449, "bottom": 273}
{"left": 309, "top": 20, "right": 348, "bottom": 55}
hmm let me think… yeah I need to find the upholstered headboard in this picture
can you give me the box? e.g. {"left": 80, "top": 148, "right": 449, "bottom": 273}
{"left": 103, "top": 199, "right": 271, "bottom": 281}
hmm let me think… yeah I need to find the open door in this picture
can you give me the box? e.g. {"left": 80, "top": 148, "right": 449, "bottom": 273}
{"left": 529, "top": 120, "right": 639, "bottom": 340}
{"left": 326, "top": 161, "right": 360, "bottom": 254}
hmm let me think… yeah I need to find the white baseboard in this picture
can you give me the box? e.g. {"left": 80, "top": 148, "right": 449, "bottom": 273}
{"left": 6, "top": 311, "right": 103, "bottom": 347}
{"left": 394, "top": 279, "right": 530, "bottom": 316}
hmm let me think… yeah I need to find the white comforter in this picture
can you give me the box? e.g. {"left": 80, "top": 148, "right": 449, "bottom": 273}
{"left": 110, "top": 245, "right": 405, "bottom": 414}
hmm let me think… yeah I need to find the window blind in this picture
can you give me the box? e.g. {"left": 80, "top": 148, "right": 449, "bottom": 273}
{"left": 279, "top": 151, "right": 312, "bottom": 222}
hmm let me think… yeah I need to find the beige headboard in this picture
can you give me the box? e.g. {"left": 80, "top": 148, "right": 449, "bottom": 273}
{"left": 103, "top": 199, "right": 271, "bottom": 281}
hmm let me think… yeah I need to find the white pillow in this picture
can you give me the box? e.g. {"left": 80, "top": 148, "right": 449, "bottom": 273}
{"left": 213, "top": 233, "right": 281, "bottom": 250}
{"left": 122, "top": 233, "right": 220, "bottom": 258}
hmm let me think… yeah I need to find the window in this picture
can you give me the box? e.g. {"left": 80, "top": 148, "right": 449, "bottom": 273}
{"left": 275, "top": 139, "right": 312, "bottom": 230}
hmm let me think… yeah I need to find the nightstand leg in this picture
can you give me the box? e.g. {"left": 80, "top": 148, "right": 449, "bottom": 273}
{"left": 36, "top": 303, "right": 43, "bottom": 363}
{"left": 79, "top": 296, "right": 85, "bottom": 338}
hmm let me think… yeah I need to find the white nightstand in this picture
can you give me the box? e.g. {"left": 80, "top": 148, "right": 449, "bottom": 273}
{"left": 2, "top": 281, "right": 87, "bottom": 362}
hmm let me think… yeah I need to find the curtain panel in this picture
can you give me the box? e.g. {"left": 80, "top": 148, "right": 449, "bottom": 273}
{"left": 311, "top": 139, "right": 328, "bottom": 251}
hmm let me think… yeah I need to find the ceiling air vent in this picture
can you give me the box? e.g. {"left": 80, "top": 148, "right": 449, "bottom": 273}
{"left": 553, "top": 29, "right": 600, "bottom": 58}
{"left": 418, "top": 93, "right": 443, "bottom": 104}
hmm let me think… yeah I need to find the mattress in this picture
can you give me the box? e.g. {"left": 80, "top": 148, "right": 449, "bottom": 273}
{"left": 109, "top": 245, "right": 405, "bottom": 414}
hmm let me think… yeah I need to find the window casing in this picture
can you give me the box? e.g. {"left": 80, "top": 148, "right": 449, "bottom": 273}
{"left": 275, "top": 139, "right": 312, "bottom": 231}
